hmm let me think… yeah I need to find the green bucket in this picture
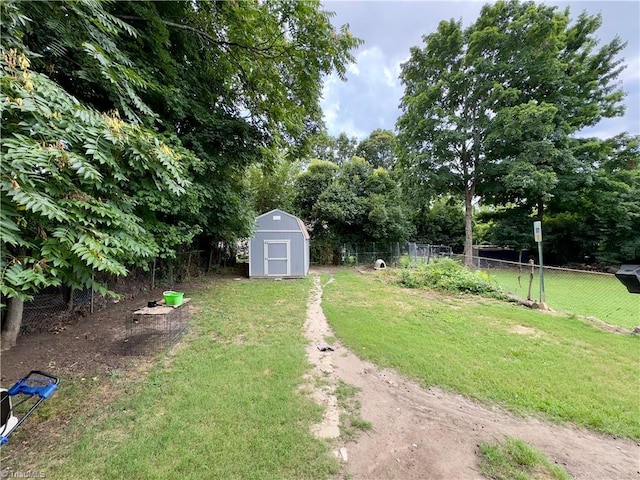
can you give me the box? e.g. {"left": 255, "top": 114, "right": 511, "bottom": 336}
{"left": 163, "top": 291, "right": 184, "bottom": 306}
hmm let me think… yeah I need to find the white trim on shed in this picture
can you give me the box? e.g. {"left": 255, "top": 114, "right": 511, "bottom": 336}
{"left": 249, "top": 209, "right": 309, "bottom": 278}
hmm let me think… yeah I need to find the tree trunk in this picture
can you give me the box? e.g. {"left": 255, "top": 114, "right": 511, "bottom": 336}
{"left": 537, "top": 198, "right": 544, "bottom": 220}
{"left": 463, "top": 190, "right": 474, "bottom": 267}
{"left": 1, "top": 296, "right": 24, "bottom": 351}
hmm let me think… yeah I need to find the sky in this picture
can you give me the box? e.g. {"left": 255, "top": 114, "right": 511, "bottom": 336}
{"left": 319, "top": 1, "right": 640, "bottom": 141}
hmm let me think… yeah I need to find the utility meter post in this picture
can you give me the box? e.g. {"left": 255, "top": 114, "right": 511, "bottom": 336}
{"left": 533, "top": 221, "right": 545, "bottom": 303}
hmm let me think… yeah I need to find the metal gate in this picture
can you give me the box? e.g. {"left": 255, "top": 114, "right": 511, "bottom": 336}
{"left": 264, "top": 240, "right": 290, "bottom": 276}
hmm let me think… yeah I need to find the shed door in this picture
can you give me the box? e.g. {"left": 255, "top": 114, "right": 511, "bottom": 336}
{"left": 264, "top": 240, "right": 290, "bottom": 276}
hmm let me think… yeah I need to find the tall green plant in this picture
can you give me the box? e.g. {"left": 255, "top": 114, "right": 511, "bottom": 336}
{"left": 0, "top": 2, "right": 192, "bottom": 348}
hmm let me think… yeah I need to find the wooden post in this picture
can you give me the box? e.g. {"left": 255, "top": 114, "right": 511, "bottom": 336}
{"left": 527, "top": 258, "right": 535, "bottom": 301}
{"left": 517, "top": 249, "right": 523, "bottom": 287}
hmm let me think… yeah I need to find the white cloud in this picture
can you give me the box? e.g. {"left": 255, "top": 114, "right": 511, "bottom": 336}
{"left": 323, "top": 99, "right": 340, "bottom": 126}
{"left": 322, "top": 45, "right": 404, "bottom": 139}
{"left": 620, "top": 53, "right": 640, "bottom": 84}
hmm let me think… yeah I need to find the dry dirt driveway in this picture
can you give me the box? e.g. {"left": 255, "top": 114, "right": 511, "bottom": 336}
{"left": 303, "top": 273, "right": 640, "bottom": 480}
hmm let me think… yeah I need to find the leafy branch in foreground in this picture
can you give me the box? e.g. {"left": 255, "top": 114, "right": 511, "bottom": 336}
{"left": 0, "top": 8, "right": 194, "bottom": 347}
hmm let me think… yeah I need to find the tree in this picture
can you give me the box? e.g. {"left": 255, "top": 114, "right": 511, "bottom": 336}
{"left": 356, "top": 129, "right": 397, "bottom": 170}
{"left": 1, "top": 0, "right": 361, "bottom": 348}
{"left": 16, "top": 0, "right": 362, "bottom": 249}
{"left": 417, "top": 196, "right": 466, "bottom": 251}
{"left": 334, "top": 132, "right": 359, "bottom": 165}
{"left": 0, "top": 2, "right": 192, "bottom": 348}
{"left": 397, "top": 18, "right": 491, "bottom": 266}
{"left": 396, "top": 0, "right": 626, "bottom": 266}
{"left": 248, "top": 159, "right": 301, "bottom": 215}
{"left": 295, "top": 157, "right": 413, "bottom": 261}
{"left": 544, "top": 134, "right": 640, "bottom": 264}
{"left": 307, "top": 130, "right": 338, "bottom": 163}
{"left": 305, "top": 130, "right": 359, "bottom": 165}
{"left": 116, "top": 0, "right": 361, "bottom": 246}
{"left": 294, "top": 159, "right": 340, "bottom": 224}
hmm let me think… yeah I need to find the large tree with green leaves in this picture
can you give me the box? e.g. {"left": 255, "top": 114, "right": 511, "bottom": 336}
{"left": 546, "top": 134, "right": 640, "bottom": 264}
{"left": 17, "top": 0, "right": 361, "bottom": 251}
{"left": 0, "top": 1, "right": 193, "bottom": 348}
{"left": 356, "top": 129, "right": 397, "bottom": 170}
{"left": 396, "top": 0, "right": 626, "bottom": 265}
{"left": 294, "top": 157, "right": 414, "bottom": 262}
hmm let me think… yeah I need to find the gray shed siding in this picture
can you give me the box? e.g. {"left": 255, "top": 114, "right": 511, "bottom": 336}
{"left": 249, "top": 209, "right": 309, "bottom": 278}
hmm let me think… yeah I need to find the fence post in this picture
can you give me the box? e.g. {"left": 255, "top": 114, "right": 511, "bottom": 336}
{"left": 527, "top": 258, "right": 535, "bottom": 301}
{"left": 152, "top": 258, "right": 156, "bottom": 290}
{"left": 90, "top": 272, "right": 94, "bottom": 314}
{"left": 186, "top": 251, "right": 192, "bottom": 281}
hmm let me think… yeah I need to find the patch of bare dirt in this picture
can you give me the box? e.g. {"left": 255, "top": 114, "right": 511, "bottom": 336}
{"left": 303, "top": 272, "right": 640, "bottom": 480}
{"left": 1, "top": 277, "right": 212, "bottom": 385}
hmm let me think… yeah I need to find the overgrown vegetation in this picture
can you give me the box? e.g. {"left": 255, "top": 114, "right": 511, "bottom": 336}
{"left": 0, "top": 0, "right": 361, "bottom": 345}
{"left": 395, "top": 258, "right": 507, "bottom": 298}
{"left": 322, "top": 270, "right": 640, "bottom": 440}
{"left": 477, "top": 437, "right": 570, "bottom": 480}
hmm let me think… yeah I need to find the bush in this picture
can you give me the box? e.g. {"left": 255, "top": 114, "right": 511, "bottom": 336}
{"left": 395, "top": 258, "right": 506, "bottom": 298}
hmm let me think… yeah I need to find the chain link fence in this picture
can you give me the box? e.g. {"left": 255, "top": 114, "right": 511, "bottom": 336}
{"left": 451, "top": 254, "right": 639, "bottom": 330}
{"left": 5, "top": 247, "right": 236, "bottom": 336}
{"left": 9, "top": 245, "right": 637, "bottom": 335}
{"left": 318, "top": 244, "right": 638, "bottom": 330}
{"left": 338, "top": 242, "right": 453, "bottom": 267}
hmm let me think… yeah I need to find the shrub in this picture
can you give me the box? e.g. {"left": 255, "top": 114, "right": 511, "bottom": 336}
{"left": 395, "top": 258, "right": 506, "bottom": 298}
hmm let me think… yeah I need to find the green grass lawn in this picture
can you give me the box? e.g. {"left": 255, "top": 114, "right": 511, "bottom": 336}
{"left": 15, "top": 276, "right": 339, "bottom": 480}
{"left": 478, "top": 437, "right": 570, "bottom": 480}
{"left": 485, "top": 268, "right": 639, "bottom": 330}
{"left": 5, "top": 269, "right": 639, "bottom": 479}
{"left": 322, "top": 269, "right": 640, "bottom": 440}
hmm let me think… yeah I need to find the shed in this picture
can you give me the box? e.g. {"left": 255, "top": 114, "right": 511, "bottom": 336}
{"left": 249, "top": 209, "right": 310, "bottom": 278}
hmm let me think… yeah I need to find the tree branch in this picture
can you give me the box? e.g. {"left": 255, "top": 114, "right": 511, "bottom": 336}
{"left": 116, "top": 15, "right": 286, "bottom": 56}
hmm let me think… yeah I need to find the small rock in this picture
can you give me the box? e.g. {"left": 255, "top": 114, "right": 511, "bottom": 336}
{"left": 412, "top": 443, "right": 418, "bottom": 448}
{"left": 316, "top": 341, "right": 334, "bottom": 352}
{"left": 339, "top": 447, "right": 348, "bottom": 462}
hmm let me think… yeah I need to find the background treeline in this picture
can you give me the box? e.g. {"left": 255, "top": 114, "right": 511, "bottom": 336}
{"left": 251, "top": 126, "right": 639, "bottom": 267}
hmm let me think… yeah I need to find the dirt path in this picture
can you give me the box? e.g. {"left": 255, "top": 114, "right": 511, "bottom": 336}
{"left": 303, "top": 273, "right": 640, "bottom": 479}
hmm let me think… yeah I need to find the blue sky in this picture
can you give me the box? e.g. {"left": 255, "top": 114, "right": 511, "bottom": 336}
{"left": 320, "top": 1, "right": 640, "bottom": 141}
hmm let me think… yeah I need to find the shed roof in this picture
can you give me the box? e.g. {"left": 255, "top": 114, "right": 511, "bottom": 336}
{"left": 255, "top": 209, "right": 309, "bottom": 240}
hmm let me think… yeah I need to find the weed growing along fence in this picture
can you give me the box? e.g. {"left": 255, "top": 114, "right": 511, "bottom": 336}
{"left": 452, "top": 255, "right": 639, "bottom": 331}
